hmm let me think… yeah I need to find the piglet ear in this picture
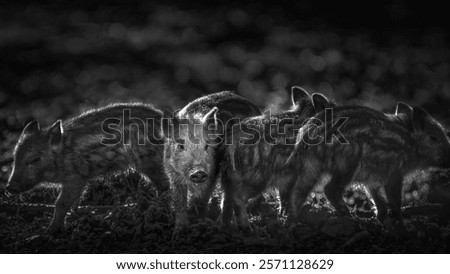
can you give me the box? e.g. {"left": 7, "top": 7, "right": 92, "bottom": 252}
{"left": 312, "top": 93, "right": 331, "bottom": 113}
{"left": 395, "top": 102, "right": 412, "bottom": 117}
{"left": 291, "top": 86, "right": 310, "bottom": 106}
{"left": 48, "top": 120, "right": 64, "bottom": 150}
{"left": 202, "top": 107, "right": 220, "bottom": 136}
{"left": 22, "top": 120, "right": 40, "bottom": 135}
{"left": 202, "top": 107, "right": 222, "bottom": 145}
{"left": 201, "top": 107, "right": 219, "bottom": 126}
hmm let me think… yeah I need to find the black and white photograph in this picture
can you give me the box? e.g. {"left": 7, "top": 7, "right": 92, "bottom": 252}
{"left": 1, "top": 0, "right": 450, "bottom": 258}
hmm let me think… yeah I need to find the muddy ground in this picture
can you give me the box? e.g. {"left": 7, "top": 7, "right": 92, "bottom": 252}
{"left": 1, "top": 172, "right": 450, "bottom": 253}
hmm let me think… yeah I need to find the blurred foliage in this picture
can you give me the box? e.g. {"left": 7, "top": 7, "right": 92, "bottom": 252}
{"left": 1, "top": 2, "right": 449, "bottom": 167}
{"left": 1, "top": 2, "right": 449, "bottom": 127}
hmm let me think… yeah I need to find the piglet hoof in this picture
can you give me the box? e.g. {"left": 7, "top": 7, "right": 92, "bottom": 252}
{"left": 171, "top": 225, "right": 188, "bottom": 240}
{"left": 238, "top": 225, "right": 253, "bottom": 236}
{"left": 46, "top": 224, "right": 63, "bottom": 236}
{"left": 215, "top": 214, "right": 234, "bottom": 233}
{"left": 393, "top": 221, "right": 407, "bottom": 235}
{"left": 217, "top": 223, "right": 234, "bottom": 237}
{"left": 285, "top": 215, "right": 298, "bottom": 228}
{"left": 382, "top": 217, "right": 395, "bottom": 231}
{"left": 382, "top": 217, "right": 407, "bottom": 236}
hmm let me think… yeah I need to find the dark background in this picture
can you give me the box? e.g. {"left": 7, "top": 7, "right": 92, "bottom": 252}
{"left": 0, "top": 0, "right": 449, "bottom": 253}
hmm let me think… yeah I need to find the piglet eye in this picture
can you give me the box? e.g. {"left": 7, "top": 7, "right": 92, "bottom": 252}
{"left": 178, "top": 143, "right": 185, "bottom": 150}
{"left": 430, "top": 136, "right": 439, "bottom": 143}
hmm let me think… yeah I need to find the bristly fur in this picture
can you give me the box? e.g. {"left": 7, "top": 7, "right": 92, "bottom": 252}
{"left": 219, "top": 90, "right": 324, "bottom": 229}
{"left": 162, "top": 91, "right": 262, "bottom": 234}
{"left": 286, "top": 105, "right": 450, "bottom": 228}
{"left": 7, "top": 103, "right": 169, "bottom": 234}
